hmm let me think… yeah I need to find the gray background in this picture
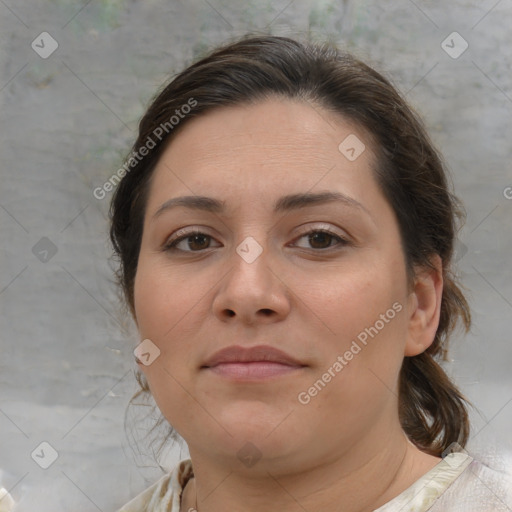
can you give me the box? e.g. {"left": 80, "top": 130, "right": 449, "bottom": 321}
{"left": 1, "top": 0, "right": 511, "bottom": 510}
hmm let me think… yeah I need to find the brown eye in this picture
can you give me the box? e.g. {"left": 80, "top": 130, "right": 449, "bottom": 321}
{"left": 182, "top": 234, "right": 211, "bottom": 251}
{"left": 163, "top": 231, "right": 220, "bottom": 253}
{"left": 307, "top": 231, "right": 335, "bottom": 249}
{"left": 293, "top": 229, "right": 349, "bottom": 250}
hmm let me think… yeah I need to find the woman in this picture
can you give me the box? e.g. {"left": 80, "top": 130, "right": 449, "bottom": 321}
{"left": 110, "top": 35, "right": 511, "bottom": 511}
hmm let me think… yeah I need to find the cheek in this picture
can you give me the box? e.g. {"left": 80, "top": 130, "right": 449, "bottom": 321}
{"left": 134, "top": 256, "right": 197, "bottom": 340}
{"left": 133, "top": 260, "right": 196, "bottom": 382}
{"left": 299, "top": 260, "right": 408, "bottom": 389}
{"left": 297, "top": 303, "right": 406, "bottom": 442}
{"left": 300, "top": 261, "right": 404, "bottom": 338}
{"left": 133, "top": 264, "right": 201, "bottom": 434}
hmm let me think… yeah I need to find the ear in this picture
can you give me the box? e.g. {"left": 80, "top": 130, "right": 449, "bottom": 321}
{"left": 404, "top": 254, "right": 443, "bottom": 357}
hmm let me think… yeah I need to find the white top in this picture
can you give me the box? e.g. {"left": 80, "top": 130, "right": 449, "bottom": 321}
{"left": 115, "top": 451, "right": 512, "bottom": 511}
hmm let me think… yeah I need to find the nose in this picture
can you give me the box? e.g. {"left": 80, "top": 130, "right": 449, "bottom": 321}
{"left": 211, "top": 237, "right": 292, "bottom": 324}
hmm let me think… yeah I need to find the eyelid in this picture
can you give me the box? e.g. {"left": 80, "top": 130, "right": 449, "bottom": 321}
{"left": 293, "top": 223, "right": 347, "bottom": 239}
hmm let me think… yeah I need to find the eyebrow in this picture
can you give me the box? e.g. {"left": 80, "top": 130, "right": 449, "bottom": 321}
{"left": 152, "top": 191, "right": 372, "bottom": 221}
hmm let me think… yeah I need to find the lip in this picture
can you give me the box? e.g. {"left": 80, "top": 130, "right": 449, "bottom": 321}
{"left": 201, "top": 345, "right": 305, "bottom": 368}
{"left": 201, "top": 345, "right": 306, "bottom": 380}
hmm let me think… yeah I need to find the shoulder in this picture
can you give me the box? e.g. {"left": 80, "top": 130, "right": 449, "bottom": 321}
{"left": 435, "top": 450, "right": 512, "bottom": 511}
{"left": 117, "top": 458, "right": 194, "bottom": 512}
{"left": 374, "top": 448, "right": 512, "bottom": 512}
{"left": 374, "top": 452, "right": 474, "bottom": 512}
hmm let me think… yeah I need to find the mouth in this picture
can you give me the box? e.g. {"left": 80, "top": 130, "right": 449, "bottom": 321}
{"left": 204, "top": 361, "right": 304, "bottom": 379}
{"left": 201, "top": 345, "right": 307, "bottom": 380}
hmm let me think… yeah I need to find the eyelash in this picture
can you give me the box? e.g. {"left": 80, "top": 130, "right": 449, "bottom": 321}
{"left": 162, "top": 227, "right": 350, "bottom": 253}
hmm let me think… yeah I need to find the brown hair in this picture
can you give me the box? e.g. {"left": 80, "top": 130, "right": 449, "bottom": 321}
{"left": 109, "top": 34, "right": 472, "bottom": 458}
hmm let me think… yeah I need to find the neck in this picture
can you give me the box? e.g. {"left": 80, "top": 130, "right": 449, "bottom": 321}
{"left": 181, "top": 433, "right": 441, "bottom": 512}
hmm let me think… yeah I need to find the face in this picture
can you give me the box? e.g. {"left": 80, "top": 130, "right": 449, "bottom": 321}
{"left": 133, "top": 97, "right": 419, "bottom": 473}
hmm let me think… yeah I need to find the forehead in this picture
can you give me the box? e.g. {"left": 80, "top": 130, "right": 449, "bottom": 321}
{"left": 145, "top": 97, "right": 379, "bottom": 211}
{"left": 161, "top": 97, "right": 371, "bottom": 161}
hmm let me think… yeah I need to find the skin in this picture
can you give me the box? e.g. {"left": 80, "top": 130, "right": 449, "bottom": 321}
{"left": 132, "top": 97, "right": 444, "bottom": 512}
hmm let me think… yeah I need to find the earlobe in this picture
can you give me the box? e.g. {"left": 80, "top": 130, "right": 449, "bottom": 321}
{"left": 404, "top": 254, "right": 444, "bottom": 357}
